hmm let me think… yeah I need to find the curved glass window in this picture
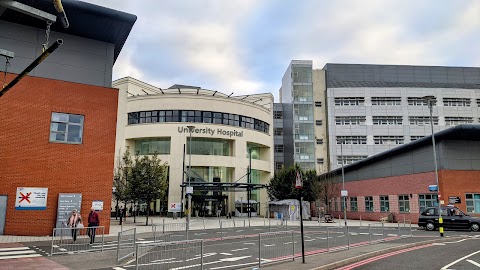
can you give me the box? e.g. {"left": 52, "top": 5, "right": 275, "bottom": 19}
{"left": 128, "top": 110, "right": 269, "bottom": 134}
{"left": 187, "top": 138, "right": 232, "bottom": 156}
{"left": 135, "top": 138, "right": 171, "bottom": 155}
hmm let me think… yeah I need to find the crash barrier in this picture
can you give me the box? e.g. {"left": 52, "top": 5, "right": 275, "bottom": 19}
{"left": 219, "top": 220, "right": 246, "bottom": 239}
{"left": 117, "top": 228, "right": 136, "bottom": 263}
{"left": 152, "top": 222, "right": 187, "bottom": 242}
{"left": 50, "top": 226, "right": 105, "bottom": 256}
{"left": 258, "top": 231, "right": 295, "bottom": 267}
{"left": 135, "top": 239, "right": 203, "bottom": 270}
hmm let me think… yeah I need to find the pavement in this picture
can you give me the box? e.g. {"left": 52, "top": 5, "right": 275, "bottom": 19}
{"left": 0, "top": 216, "right": 459, "bottom": 270}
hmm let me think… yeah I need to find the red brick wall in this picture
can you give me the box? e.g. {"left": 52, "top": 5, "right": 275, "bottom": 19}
{"left": 0, "top": 74, "right": 117, "bottom": 236}
{"left": 439, "top": 170, "right": 480, "bottom": 217}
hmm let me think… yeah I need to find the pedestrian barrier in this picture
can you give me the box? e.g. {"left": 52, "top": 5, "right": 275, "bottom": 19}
{"left": 220, "top": 220, "right": 238, "bottom": 239}
{"left": 269, "top": 218, "right": 288, "bottom": 232}
{"left": 327, "top": 226, "right": 349, "bottom": 251}
{"left": 117, "top": 228, "right": 136, "bottom": 263}
{"left": 398, "top": 220, "right": 413, "bottom": 237}
{"left": 135, "top": 239, "right": 203, "bottom": 270}
{"left": 152, "top": 222, "right": 187, "bottom": 242}
{"left": 368, "top": 222, "right": 385, "bottom": 244}
{"left": 258, "top": 230, "right": 295, "bottom": 267}
{"left": 50, "top": 226, "right": 105, "bottom": 256}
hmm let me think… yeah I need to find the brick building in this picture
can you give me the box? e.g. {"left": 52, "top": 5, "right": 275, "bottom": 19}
{"left": 320, "top": 124, "right": 480, "bottom": 223}
{"left": 0, "top": 0, "right": 136, "bottom": 235}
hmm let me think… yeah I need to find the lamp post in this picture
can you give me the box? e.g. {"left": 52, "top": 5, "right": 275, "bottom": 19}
{"left": 423, "top": 96, "right": 443, "bottom": 237}
{"left": 338, "top": 139, "right": 347, "bottom": 227}
{"left": 187, "top": 125, "right": 195, "bottom": 230}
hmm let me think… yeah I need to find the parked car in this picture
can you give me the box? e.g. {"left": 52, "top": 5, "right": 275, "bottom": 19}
{"left": 418, "top": 206, "right": 480, "bottom": 232}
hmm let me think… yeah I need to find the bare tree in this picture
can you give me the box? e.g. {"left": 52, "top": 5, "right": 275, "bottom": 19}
{"left": 317, "top": 171, "right": 341, "bottom": 213}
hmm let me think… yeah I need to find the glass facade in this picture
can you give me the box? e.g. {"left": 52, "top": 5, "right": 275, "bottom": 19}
{"left": 187, "top": 138, "right": 232, "bottom": 156}
{"left": 128, "top": 110, "right": 269, "bottom": 134}
{"left": 135, "top": 138, "right": 171, "bottom": 155}
{"left": 189, "top": 166, "right": 233, "bottom": 183}
{"left": 247, "top": 143, "right": 261, "bottom": 160}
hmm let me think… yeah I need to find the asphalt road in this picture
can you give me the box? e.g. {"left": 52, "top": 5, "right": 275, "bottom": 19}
{"left": 339, "top": 235, "right": 480, "bottom": 270}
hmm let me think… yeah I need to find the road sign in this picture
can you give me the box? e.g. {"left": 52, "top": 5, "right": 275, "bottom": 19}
{"left": 169, "top": 202, "right": 181, "bottom": 212}
{"left": 15, "top": 187, "right": 48, "bottom": 210}
{"left": 295, "top": 171, "right": 302, "bottom": 188}
{"left": 341, "top": 190, "right": 348, "bottom": 197}
{"left": 186, "top": 186, "right": 193, "bottom": 194}
{"left": 428, "top": 185, "right": 438, "bottom": 191}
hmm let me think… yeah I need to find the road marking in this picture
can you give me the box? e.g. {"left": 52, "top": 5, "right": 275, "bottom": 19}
{"left": 0, "top": 247, "right": 30, "bottom": 252}
{"left": 244, "top": 242, "right": 255, "bottom": 245}
{"left": 208, "top": 261, "right": 258, "bottom": 269}
{"left": 0, "top": 250, "right": 36, "bottom": 256}
{"left": 305, "top": 239, "right": 315, "bottom": 242}
{"left": 194, "top": 233, "right": 207, "bottom": 235}
{"left": 467, "top": 260, "right": 480, "bottom": 267}
{"left": 236, "top": 230, "right": 244, "bottom": 232}
{"left": 113, "top": 267, "right": 126, "bottom": 270}
{"left": 137, "top": 238, "right": 145, "bottom": 240}
{"left": 231, "top": 248, "right": 248, "bottom": 252}
{"left": 264, "top": 244, "right": 275, "bottom": 247}
{"left": 220, "top": 253, "right": 233, "bottom": 256}
{"left": 0, "top": 254, "right": 42, "bottom": 260}
{"left": 253, "top": 229, "right": 263, "bottom": 231}
{"left": 442, "top": 250, "right": 480, "bottom": 270}
{"left": 432, "top": 243, "right": 446, "bottom": 245}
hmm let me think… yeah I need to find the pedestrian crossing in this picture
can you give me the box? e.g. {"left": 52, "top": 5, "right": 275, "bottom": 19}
{"left": 0, "top": 246, "right": 42, "bottom": 260}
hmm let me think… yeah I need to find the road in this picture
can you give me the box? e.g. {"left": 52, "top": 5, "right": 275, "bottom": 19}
{"left": 339, "top": 235, "right": 480, "bottom": 270}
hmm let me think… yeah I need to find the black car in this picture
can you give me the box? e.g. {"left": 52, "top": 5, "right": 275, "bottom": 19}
{"left": 418, "top": 206, "right": 480, "bottom": 232}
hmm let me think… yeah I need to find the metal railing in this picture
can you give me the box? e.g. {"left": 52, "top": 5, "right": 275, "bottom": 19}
{"left": 135, "top": 239, "right": 203, "bottom": 270}
{"left": 398, "top": 220, "right": 413, "bottom": 238}
{"left": 259, "top": 231, "right": 295, "bottom": 267}
{"left": 50, "top": 226, "right": 105, "bottom": 256}
{"left": 327, "top": 226, "right": 350, "bottom": 251}
{"left": 368, "top": 223, "right": 385, "bottom": 244}
{"left": 152, "top": 222, "right": 187, "bottom": 242}
{"left": 117, "top": 228, "right": 136, "bottom": 263}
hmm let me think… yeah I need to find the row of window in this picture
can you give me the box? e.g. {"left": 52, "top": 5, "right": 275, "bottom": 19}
{"left": 335, "top": 135, "right": 427, "bottom": 145}
{"left": 334, "top": 97, "right": 479, "bottom": 107}
{"left": 128, "top": 110, "right": 269, "bottom": 134}
{"left": 337, "top": 155, "right": 368, "bottom": 165}
{"left": 335, "top": 116, "right": 473, "bottom": 125}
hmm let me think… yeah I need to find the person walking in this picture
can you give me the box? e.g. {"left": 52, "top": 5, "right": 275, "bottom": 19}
{"left": 67, "top": 209, "right": 82, "bottom": 242}
{"left": 217, "top": 204, "right": 222, "bottom": 218}
{"left": 87, "top": 207, "right": 100, "bottom": 244}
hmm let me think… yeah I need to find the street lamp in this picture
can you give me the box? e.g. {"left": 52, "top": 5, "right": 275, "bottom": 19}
{"left": 338, "top": 139, "right": 347, "bottom": 227}
{"left": 423, "top": 95, "right": 443, "bottom": 237}
{"left": 187, "top": 125, "right": 195, "bottom": 230}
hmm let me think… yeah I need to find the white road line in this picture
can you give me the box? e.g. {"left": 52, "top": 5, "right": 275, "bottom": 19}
{"left": 253, "top": 229, "right": 263, "bottom": 231}
{"left": 0, "top": 254, "right": 41, "bottom": 260}
{"left": 305, "top": 239, "right": 315, "bottom": 242}
{"left": 432, "top": 243, "right": 446, "bottom": 246}
{"left": 220, "top": 253, "right": 233, "bottom": 256}
{"left": 208, "top": 261, "right": 258, "bottom": 269}
{"left": 467, "top": 260, "right": 480, "bottom": 267}
{"left": 0, "top": 250, "right": 36, "bottom": 256}
{"left": 244, "top": 242, "right": 255, "bottom": 245}
{"left": 231, "top": 248, "right": 248, "bottom": 252}
{"left": 441, "top": 250, "right": 480, "bottom": 270}
{"left": 194, "top": 233, "right": 207, "bottom": 235}
{"left": 137, "top": 238, "right": 145, "bottom": 240}
{"left": 113, "top": 267, "right": 126, "bottom": 270}
{"left": 264, "top": 244, "right": 275, "bottom": 247}
{"left": 0, "top": 247, "right": 30, "bottom": 252}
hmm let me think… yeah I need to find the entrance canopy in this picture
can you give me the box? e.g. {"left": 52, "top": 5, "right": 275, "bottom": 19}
{"left": 180, "top": 182, "right": 267, "bottom": 192}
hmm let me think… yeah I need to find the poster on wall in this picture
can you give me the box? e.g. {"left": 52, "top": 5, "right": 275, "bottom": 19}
{"left": 55, "top": 193, "right": 82, "bottom": 234}
{"left": 92, "top": 200, "right": 103, "bottom": 211}
{"left": 15, "top": 187, "right": 48, "bottom": 210}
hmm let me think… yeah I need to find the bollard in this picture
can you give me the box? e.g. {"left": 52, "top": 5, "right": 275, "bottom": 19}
{"left": 163, "top": 219, "right": 165, "bottom": 233}
{"left": 360, "top": 215, "right": 362, "bottom": 227}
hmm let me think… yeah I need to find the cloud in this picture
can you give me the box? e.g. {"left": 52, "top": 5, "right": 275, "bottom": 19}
{"left": 83, "top": 0, "right": 480, "bottom": 101}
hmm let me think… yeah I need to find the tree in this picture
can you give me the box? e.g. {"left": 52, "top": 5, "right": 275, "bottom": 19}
{"left": 267, "top": 165, "right": 318, "bottom": 202}
{"left": 317, "top": 170, "right": 341, "bottom": 213}
{"left": 127, "top": 153, "right": 168, "bottom": 225}
{"left": 113, "top": 148, "right": 132, "bottom": 219}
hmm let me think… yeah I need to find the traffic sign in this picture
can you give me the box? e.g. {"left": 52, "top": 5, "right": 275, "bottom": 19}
{"left": 341, "top": 190, "right": 348, "bottom": 197}
{"left": 186, "top": 186, "right": 193, "bottom": 194}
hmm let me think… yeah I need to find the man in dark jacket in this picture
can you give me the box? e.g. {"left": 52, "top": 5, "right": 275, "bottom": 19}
{"left": 87, "top": 207, "right": 100, "bottom": 244}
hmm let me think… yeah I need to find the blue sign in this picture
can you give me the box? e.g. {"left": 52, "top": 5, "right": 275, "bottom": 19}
{"left": 429, "top": 185, "right": 438, "bottom": 192}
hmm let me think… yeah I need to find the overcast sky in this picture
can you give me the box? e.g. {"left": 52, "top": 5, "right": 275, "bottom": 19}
{"left": 84, "top": 0, "right": 479, "bottom": 101}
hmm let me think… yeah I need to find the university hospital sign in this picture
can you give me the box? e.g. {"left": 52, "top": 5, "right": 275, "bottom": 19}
{"left": 178, "top": 126, "right": 243, "bottom": 137}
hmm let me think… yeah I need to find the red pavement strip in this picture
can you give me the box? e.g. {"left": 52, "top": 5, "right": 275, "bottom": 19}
{"left": 334, "top": 244, "right": 433, "bottom": 270}
{"left": 0, "top": 243, "right": 68, "bottom": 270}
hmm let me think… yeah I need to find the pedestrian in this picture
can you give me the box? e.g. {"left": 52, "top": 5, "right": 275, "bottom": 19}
{"left": 87, "top": 207, "right": 100, "bottom": 244}
{"left": 217, "top": 204, "right": 222, "bottom": 218}
{"left": 67, "top": 209, "right": 83, "bottom": 242}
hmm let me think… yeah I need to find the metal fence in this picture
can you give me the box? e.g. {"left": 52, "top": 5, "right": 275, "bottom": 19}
{"left": 135, "top": 240, "right": 203, "bottom": 270}
{"left": 368, "top": 223, "right": 385, "bottom": 244}
{"left": 117, "top": 228, "right": 136, "bottom": 263}
{"left": 326, "top": 226, "right": 350, "bottom": 251}
{"left": 259, "top": 231, "right": 295, "bottom": 267}
{"left": 152, "top": 222, "right": 187, "bottom": 242}
{"left": 50, "top": 226, "right": 105, "bottom": 256}
{"left": 398, "top": 220, "right": 413, "bottom": 238}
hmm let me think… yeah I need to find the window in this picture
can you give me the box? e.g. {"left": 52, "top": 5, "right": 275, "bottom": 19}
{"left": 337, "top": 136, "right": 367, "bottom": 145}
{"left": 188, "top": 138, "right": 232, "bottom": 156}
{"left": 335, "top": 116, "right": 366, "bottom": 125}
{"left": 380, "top": 196, "right": 389, "bottom": 212}
{"left": 275, "top": 162, "right": 284, "bottom": 171}
{"left": 274, "top": 111, "right": 283, "bottom": 119}
{"left": 443, "top": 98, "right": 471, "bottom": 107}
{"left": 365, "top": 196, "right": 373, "bottom": 212}
{"left": 317, "top": 158, "right": 324, "bottom": 164}
{"left": 334, "top": 97, "right": 365, "bottom": 106}
{"left": 409, "top": 116, "right": 439, "bottom": 125}
{"left": 350, "top": 197, "right": 358, "bottom": 212}
{"left": 274, "top": 128, "right": 283, "bottom": 136}
{"left": 374, "top": 136, "right": 404, "bottom": 145}
{"left": 419, "top": 194, "right": 438, "bottom": 213}
{"left": 408, "top": 97, "right": 436, "bottom": 106}
{"left": 337, "top": 155, "right": 368, "bottom": 165}
{"left": 399, "top": 195, "right": 410, "bottom": 213}
{"left": 466, "top": 193, "right": 480, "bottom": 213}
{"left": 316, "top": 139, "right": 323, "bottom": 145}
{"left": 135, "top": 138, "right": 171, "bottom": 155}
{"left": 477, "top": 99, "right": 480, "bottom": 106}
{"left": 315, "top": 120, "right": 323, "bottom": 126}
{"left": 315, "top": 101, "right": 322, "bottom": 107}
{"left": 372, "top": 116, "right": 402, "bottom": 125}
{"left": 274, "top": 145, "right": 284, "bottom": 153}
{"left": 50, "top": 112, "right": 84, "bottom": 144}
{"left": 445, "top": 117, "right": 473, "bottom": 125}
{"left": 371, "top": 97, "right": 401, "bottom": 106}
{"left": 410, "top": 136, "right": 424, "bottom": 141}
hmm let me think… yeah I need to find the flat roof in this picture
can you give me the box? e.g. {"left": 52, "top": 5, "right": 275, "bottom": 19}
{"left": 0, "top": 0, "right": 136, "bottom": 62}
{"left": 322, "top": 124, "right": 480, "bottom": 177}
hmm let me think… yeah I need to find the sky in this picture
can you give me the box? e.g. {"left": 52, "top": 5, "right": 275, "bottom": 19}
{"left": 84, "top": 0, "right": 479, "bottom": 101}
